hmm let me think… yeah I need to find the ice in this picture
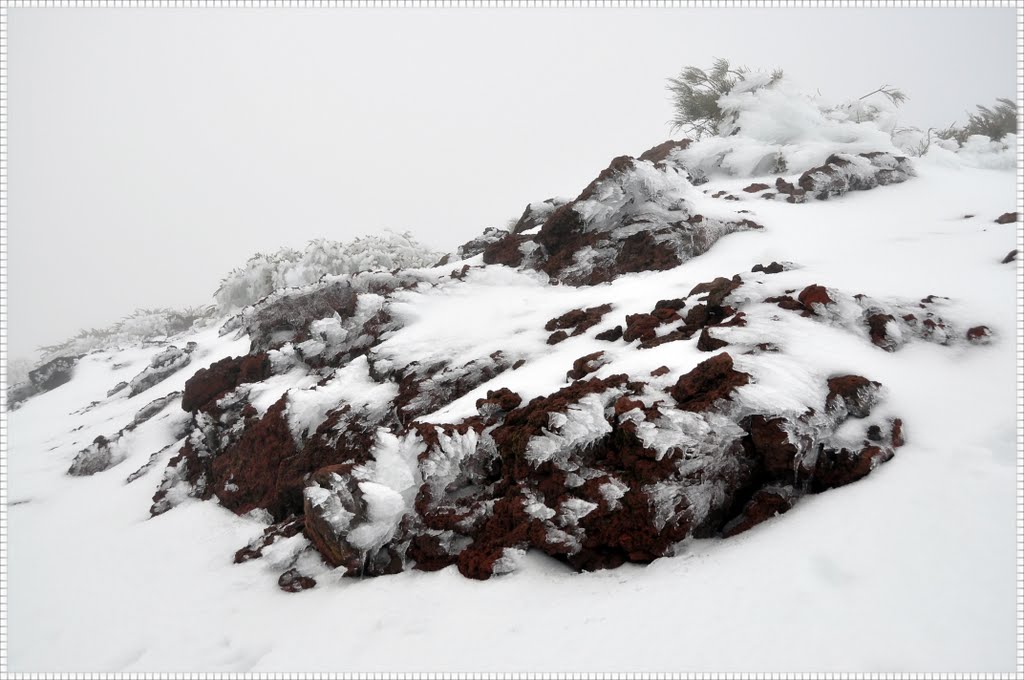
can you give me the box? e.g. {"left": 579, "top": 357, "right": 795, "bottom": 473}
{"left": 524, "top": 392, "right": 616, "bottom": 469}
{"left": 285, "top": 356, "right": 398, "bottom": 440}
{"left": 489, "top": 548, "right": 527, "bottom": 576}
{"left": 683, "top": 78, "right": 900, "bottom": 178}
{"left": 214, "top": 232, "right": 442, "bottom": 312}
{"left": 597, "top": 478, "right": 629, "bottom": 511}
{"left": 557, "top": 498, "right": 598, "bottom": 526}
{"left": 346, "top": 481, "right": 407, "bottom": 551}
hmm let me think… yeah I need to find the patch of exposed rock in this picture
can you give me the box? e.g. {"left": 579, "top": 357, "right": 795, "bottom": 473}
{"left": 483, "top": 142, "right": 761, "bottom": 286}
{"left": 68, "top": 391, "right": 186, "bottom": 476}
{"left": 127, "top": 343, "right": 196, "bottom": 398}
{"left": 7, "top": 355, "right": 82, "bottom": 409}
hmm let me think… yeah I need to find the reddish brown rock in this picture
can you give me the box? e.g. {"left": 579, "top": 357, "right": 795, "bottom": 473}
{"left": 200, "top": 397, "right": 378, "bottom": 522}
{"left": 278, "top": 568, "right": 316, "bottom": 593}
{"left": 181, "top": 353, "right": 272, "bottom": 413}
{"left": 650, "top": 366, "right": 670, "bottom": 378}
{"left": 303, "top": 465, "right": 405, "bottom": 577}
{"left": 481, "top": 233, "right": 531, "bottom": 268}
{"left": 611, "top": 230, "right": 683, "bottom": 279}
{"left": 547, "top": 330, "right": 569, "bottom": 345}
{"left": 408, "top": 534, "right": 460, "bottom": 572}
{"left": 743, "top": 182, "right": 771, "bottom": 193}
{"left": 696, "top": 327, "right": 729, "bottom": 352}
{"left": 395, "top": 354, "right": 512, "bottom": 423}
{"left": 890, "top": 418, "right": 905, "bottom": 448}
{"left": 765, "top": 294, "right": 805, "bottom": 312}
{"left": 1001, "top": 249, "right": 1018, "bottom": 264}
{"left": 797, "top": 284, "right": 834, "bottom": 312}
{"left": 637, "top": 139, "right": 692, "bottom": 163}
{"left": 567, "top": 351, "right": 610, "bottom": 381}
{"left": 689, "top": 275, "right": 742, "bottom": 308}
{"left": 994, "top": 212, "right": 1018, "bottom": 224}
{"left": 511, "top": 198, "right": 568, "bottom": 234}
{"left": 234, "top": 516, "right": 306, "bottom": 563}
{"left": 476, "top": 388, "right": 523, "bottom": 415}
{"left": 812, "top": 446, "right": 894, "bottom": 492}
{"left": 491, "top": 374, "right": 630, "bottom": 469}
{"left": 545, "top": 304, "right": 614, "bottom": 336}
{"left": 623, "top": 312, "right": 669, "bottom": 344}
{"left": 751, "top": 262, "right": 785, "bottom": 274}
{"left": 210, "top": 398, "right": 309, "bottom": 519}
{"left": 797, "top": 152, "right": 912, "bottom": 200}
{"left": 595, "top": 325, "right": 623, "bottom": 342}
{"left": 747, "top": 416, "right": 800, "bottom": 481}
{"left": 670, "top": 353, "right": 750, "bottom": 412}
{"left": 966, "top": 325, "right": 993, "bottom": 344}
{"left": 865, "top": 312, "right": 898, "bottom": 351}
{"left": 774, "top": 177, "right": 806, "bottom": 203}
{"left": 826, "top": 375, "right": 882, "bottom": 419}
{"left": 721, "top": 487, "right": 795, "bottom": 537}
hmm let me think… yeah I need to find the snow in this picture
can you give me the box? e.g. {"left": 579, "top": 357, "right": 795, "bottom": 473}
{"left": 285, "top": 356, "right": 398, "bottom": 440}
{"left": 681, "top": 79, "right": 901, "bottom": 179}
{"left": 214, "top": 232, "right": 441, "bottom": 312}
{"left": 524, "top": 392, "right": 617, "bottom": 470}
{"left": 5, "top": 145, "right": 1018, "bottom": 671}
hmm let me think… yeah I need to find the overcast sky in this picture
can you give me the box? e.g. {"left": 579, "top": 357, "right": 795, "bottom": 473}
{"left": 7, "top": 6, "right": 1017, "bottom": 360}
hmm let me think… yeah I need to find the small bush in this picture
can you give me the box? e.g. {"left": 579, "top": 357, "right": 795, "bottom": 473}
{"left": 937, "top": 98, "right": 1017, "bottom": 145}
{"left": 6, "top": 357, "right": 34, "bottom": 386}
{"left": 667, "top": 58, "right": 782, "bottom": 138}
{"left": 36, "top": 306, "right": 214, "bottom": 364}
{"left": 214, "top": 231, "right": 441, "bottom": 313}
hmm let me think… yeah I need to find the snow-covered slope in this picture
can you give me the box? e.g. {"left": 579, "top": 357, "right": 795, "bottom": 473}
{"left": 6, "top": 133, "right": 1019, "bottom": 671}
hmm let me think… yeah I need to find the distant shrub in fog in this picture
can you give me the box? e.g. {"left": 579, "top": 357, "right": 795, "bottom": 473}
{"left": 214, "top": 231, "right": 441, "bottom": 313}
{"left": 36, "top": 306, "right": 213, "bottom": 364}
{"left": 6, "top": 357, "right": 33, "bottom": 387}
{"left": 937, "top": 98, "right": 1018, "bottom": 145}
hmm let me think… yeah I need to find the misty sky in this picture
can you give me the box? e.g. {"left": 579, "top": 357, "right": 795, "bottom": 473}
{"left": 7, "top": 6, "right": 1017, "bottom": 360}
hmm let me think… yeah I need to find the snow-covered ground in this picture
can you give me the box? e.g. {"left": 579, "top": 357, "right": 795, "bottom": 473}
{"left": 6, "top": 155, "right": 1019, "bottom": 672}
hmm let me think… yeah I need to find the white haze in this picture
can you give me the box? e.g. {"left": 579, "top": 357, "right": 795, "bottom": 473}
{"left": 6, "top": 6, "right": 1016, "bottom": 360}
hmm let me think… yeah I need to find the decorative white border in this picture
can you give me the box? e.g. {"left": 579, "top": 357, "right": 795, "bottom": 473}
{"left": 0, "top": 1, "right": 1020, "bottom": 678}
{"left": 0, "top": 0, "right": 1020, "bottom": 6}
{"left": 0, "top": 1, "right": 9, "bottom": 677}
{"left": 1015, "top": 1, "right": 1023, "bottom": 678}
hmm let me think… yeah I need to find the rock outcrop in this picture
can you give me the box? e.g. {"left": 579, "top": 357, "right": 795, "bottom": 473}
{"left": 8, "top": 355, "right": 82, "bottom": 409}
{"left": 127, "top": 344, "right": 196, "bottom": 398}
{"left": 68, "top": 391, "right": 186, "bottom": 476}
{"left": 129, "top": 139, "right": 993, "bottom": 589}
{"left": 482, "top": 144, "right": 763, "bottom": 286}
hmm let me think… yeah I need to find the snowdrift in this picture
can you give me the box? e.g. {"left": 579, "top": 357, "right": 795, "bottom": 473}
{"left": 7, "top": 82, "right": 1018, "bottom": 671}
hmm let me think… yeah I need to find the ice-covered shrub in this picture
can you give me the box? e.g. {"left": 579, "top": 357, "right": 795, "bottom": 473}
{"left": 829, "top": 85, "right": 907, "bottom": 131}
{"left": 665, "top": 61, "right": 921, "bottom": 177}
{"left": 926, "top": 132, "right": 1017, "bottom": 170}
{"left": 667, "top": 58, "right": 783, "bottom": 138}
{"left": 937, "top": 98, "right": 1017, "bottom": 145}
{"left": 677, "top": 78, "right": 902, "bottom": 178}
{"left": 6, "top": 357, "right": 33, "bottom": 387}
{"left": 214, "top": 232, "right": 441, "bottom": 313}
{"left": 36, "top": 307, "right": 214, "bottom": 364}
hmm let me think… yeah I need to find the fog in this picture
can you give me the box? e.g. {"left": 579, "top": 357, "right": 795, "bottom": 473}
{"left": 7, "top": 6, "right": 1016, "bottom": 360}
